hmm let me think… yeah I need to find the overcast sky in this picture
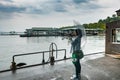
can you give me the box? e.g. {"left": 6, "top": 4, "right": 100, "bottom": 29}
{"left": 0, "top": 0, "right": 120, "bottom": 32}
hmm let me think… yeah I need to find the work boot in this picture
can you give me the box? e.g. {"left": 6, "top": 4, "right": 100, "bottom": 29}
{"left": 77, "top": 76, "right": 81, "bottom": 80}
{"left": 70, "top": 75, "right": 80, "bottom": 80}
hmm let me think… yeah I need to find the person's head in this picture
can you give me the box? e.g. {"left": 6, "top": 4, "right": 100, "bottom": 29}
{"left": 75, "top": 29, "right": 82, "bottom": 37}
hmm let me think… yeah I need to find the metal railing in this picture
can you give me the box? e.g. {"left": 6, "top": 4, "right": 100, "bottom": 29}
{"left": 10, "top": 50, "right": 67, "bottom": 72}
{"left": 9, "top": 42, "right": 69, "bottom": 72}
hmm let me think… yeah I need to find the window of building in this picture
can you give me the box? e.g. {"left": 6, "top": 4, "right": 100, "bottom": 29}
{"left": 112, "top": 28, "right": 120, "bottom": 42}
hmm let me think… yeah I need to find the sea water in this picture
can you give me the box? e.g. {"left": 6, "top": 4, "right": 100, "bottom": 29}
{"left": 0, "top": 35, "right": 105, "bottom": 71}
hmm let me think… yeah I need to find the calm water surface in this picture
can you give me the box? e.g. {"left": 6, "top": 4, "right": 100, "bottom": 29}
{"left": 0, "top": 35, "right": 105, "bottom": 70}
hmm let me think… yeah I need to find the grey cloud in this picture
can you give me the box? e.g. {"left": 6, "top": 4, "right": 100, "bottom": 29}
{"left": 0, "top": 4, "right": 26, "bottom": 13}
{"left": 52, "top": 0, "right": 101, "bottom": 13}
{"left": 4, "top": 0, "right": 13, "bottom": 2}
{"left": 73, "top": 0, "right": 88, "bottom": 4}
{"left": 73, "top": 0, "right": 101, "bottom": 11}
{"left": 0, "top": 0, "right": 101, "bottom": 15}
{"left": 0, "top": 12, "right": 11, "bottom": 19}
{"left": 56, "top": 0, "right": 62, "bottom": 3}
{"left": 53, "top": 2, "right": 67, "bottom": 12}
{"left": 26, "top": 0, "right": 67, "bottom": 14}
{"left": 54, "top": 6, "right": 66, "bottom": 12}
{"left": 43, "top": 0, "right": 67, "bottom": 13}
{"left": 85, "top": 2, "right": 102, "bottom": 10}
{"left": 27, "top": 7, "right": 47, "bottom": 14}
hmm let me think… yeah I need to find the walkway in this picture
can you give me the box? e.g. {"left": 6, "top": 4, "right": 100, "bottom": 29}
{"left": 0, "top": 53, "right": 120, "bottom": 80}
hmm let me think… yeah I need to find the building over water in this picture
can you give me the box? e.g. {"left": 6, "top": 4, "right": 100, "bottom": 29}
{"left": 20, "top": 26, "right": 104, "bottom": 37}
{"left": 20, "top": 27, "right": 59, "bottom": 37}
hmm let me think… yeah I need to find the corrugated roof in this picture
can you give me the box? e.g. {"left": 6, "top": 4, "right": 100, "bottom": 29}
{"left": 31, "top": 27, "right": 57, "bottom": 30}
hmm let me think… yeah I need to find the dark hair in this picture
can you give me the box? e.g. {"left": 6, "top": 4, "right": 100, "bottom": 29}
{"left": 75, "top": 29, "right": 82, "bottom": 37}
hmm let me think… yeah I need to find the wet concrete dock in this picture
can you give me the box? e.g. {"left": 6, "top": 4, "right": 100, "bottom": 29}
{"left": 0, "top": 53, "right": 120, "bottom": 80}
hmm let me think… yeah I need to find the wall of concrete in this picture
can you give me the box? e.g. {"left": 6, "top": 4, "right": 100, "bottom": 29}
{"left": 105, "top": 20, "right": 120, "bottom": 54}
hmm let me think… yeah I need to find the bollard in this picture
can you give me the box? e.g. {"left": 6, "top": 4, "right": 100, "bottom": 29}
{"left": 50, "top": 56, "right": 55, "bottom": 65}
{"left": 64, "top": 49, "right": 66, "bottom": 60}
{"left": 42, "top": 52, "right": 45, "bottom": 64}
{"left": 42, "top": 59, "right": 45, "bottom": 64}
{"left": 64, "top": 55, "right": 66, "bottom": 60}
{"left": 10, "top": 62, "right": 16, "bottom": 71}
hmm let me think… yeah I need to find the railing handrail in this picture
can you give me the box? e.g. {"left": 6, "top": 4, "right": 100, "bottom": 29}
{"left": 49, "top": 42, "right": 57, "bottom": 58}
{"left": 10, "top": 48, "right": 66, "bottom": 72}
{"left": 13, "top": 49, "right": 65, "bottom": 57}
{"left": 12, "top": 49, "right": 66, "bottom": 62}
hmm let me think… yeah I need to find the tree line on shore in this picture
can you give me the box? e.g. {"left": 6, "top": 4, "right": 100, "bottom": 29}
{"left": 83, "top": 14, "right": 120, "bottom": 30}
{"left": 61, "top": 14, "right": 120, "bottom": 30}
